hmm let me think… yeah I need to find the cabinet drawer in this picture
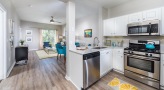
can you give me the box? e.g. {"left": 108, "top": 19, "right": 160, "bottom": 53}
{"left": 113, "top": 49, "right": 124, "bottom": 54}
{"left": 100, "top": 49, "right": 112, "bottom": 54}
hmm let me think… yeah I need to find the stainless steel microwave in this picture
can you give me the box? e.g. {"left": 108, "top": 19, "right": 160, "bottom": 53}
{"left": 127, "top": 20, "right": 160, "bottom": 36}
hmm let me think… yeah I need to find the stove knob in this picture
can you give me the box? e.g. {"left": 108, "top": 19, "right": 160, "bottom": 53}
{"left": 149, "top": 54, "right": 152, "bottom": 57}
{"left": 146, "top": 53, "right": 148, "bottom": 56}
{"left": 131, "top": 52, "right": 133, "bottom": 54}
{"left": 128, "top": 51, "right": 131, "bottom": 54}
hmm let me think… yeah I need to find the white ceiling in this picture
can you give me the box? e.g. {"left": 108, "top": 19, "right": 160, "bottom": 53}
{"left": 11, "top": 0, "right": 132, "bottom": 25}
{"left": 11, "top": 0, "right": 66, "bottom": 25}
{"left": 91, "top": 0, "right": 132, "bottom": 8}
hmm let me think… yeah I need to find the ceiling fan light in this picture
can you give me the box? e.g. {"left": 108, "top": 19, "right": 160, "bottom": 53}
{"left": 50, "top": 19, "right": 54, "bottom": 23}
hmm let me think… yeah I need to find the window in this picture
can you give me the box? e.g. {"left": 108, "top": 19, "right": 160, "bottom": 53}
{"left": 42, "top": 30, "right": 57, "bottom": 46}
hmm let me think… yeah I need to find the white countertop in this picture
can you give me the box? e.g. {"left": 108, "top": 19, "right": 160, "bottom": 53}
{"left": 69, "top": 46, "right": 124, "bottom": 55}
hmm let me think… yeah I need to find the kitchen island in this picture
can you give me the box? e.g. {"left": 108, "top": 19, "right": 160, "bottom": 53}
{"left": 68, "top": 47, "right": 124, "bottom": 89}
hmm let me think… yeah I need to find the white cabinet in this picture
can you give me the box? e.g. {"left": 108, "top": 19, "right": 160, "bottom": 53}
{"left": 100, "top": 49, "right": 113, "bottom": 77}
{"left": 128, "top": 12, "right": 142, "bottom": 23}
{"left": 103, "top": 16, "right": 128, "bottom": 36}
{"left": 161, "top": 54, "right": 164, "bottom": 88}
{"left": 103, "top": 18, "right": 115, "bottom": 36}
{"left": 161, "top": 7, "right": 164, "bottom": 35}
{"left": 128, "top": 8, "right": 161, "bottom": 23}
{"left": 115, "top": 15, "right": 128, "bottom": 36}
{"left": 142, "top": 8, "right": 161, "bottom": 21}
{"left": 112, "top": 49, "right": 124, "bottom": 73}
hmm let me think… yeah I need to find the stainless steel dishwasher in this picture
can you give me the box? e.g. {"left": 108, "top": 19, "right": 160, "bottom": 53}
{"left": 83, "top": 51, "right": 100, "bottom": 89}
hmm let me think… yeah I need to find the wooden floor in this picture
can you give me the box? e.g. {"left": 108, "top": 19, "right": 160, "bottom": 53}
{"left": 0, "top": 51, "right": 157, "bottom": 90}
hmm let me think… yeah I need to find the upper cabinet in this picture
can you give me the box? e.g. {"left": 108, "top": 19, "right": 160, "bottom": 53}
{"left": 103, "top": 18, "right": 115, "bottom": 36}
{"left": 161, "top": 7, "right": 164, "bottom": 35}
{"left": 115, "top": 15, "right": 128, "bottom": 36}
{"left": 103, "top": 15, "right": 128, "bottom": 36}
{"left": 129, "top": 8, "right": 161, "bottom": 23}
{"left": 142, "top": 8, "right": 161, "bottom": 21}
{"left": 103, "top": 7, "right": 162, "bottom": 37}
{"left": 128, "top": 12, "right": 142, "bottom": 23}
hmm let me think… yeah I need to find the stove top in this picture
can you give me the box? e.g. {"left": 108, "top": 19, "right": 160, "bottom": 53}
{"left": 124, "top": 47, "right": 160, "bottom": 54}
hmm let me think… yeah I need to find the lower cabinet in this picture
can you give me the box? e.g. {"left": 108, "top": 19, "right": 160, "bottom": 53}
{"left": 100, "top": 48, "right": 124, "bottom": 77}
{"left": 161, "top": 54, "right": 164, "bottom": 88}
{"left": 100, "top": 49, "right": 113, "bottom": 77}
{"left": 112, "top": 49, "right": 124, "bottom": 73}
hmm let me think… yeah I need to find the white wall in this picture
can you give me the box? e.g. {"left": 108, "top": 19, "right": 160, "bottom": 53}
{"left": 21, "top": 28, "right": 40, "bottom": 50}
{"left": 109, "top": 0, "right": 164, "bottom": 18}
{"left": 20, "top": 21, "right": 63, "bottom": 50}
{"left": 0, "top": 0, "right": 20, "bottom": 78}
{"left": 62, "top": 24, "right": 66, "bottom": 36}
{"left": 75, "top": 13, "right": 99, "bottom": 45}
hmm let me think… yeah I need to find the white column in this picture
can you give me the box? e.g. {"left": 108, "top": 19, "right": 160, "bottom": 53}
{"left": 98, "top": 7, "right": 108, "bottom": 46}
{"left": 66, "top": 0, "right": 76, "bottom": 78}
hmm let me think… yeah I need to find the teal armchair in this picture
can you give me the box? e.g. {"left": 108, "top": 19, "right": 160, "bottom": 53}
{"left": 55, "top": 43, "right": 66, "bottom": 64}
{"left": 56, "top": 43, "right": 64, "bottom": 59}
{"left": 63, "top": 46, "right": 66, "bottom": 64}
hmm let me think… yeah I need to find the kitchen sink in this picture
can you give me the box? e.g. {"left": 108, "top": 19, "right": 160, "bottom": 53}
{"left": 92, "top": 47, "right": 107, "bottom": 49}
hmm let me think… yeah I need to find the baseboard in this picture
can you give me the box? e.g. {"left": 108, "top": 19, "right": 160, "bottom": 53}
{"left": 69, "top": 79, "right": 81, "bottom": 90}
{"left": 65, "top": 75, "right": 81, "bottom": 90}
{"left": 113, "top": 69, "right": 124, "bottom": 74}
{"left": 29, "top": 49, "right": 39, "bottom": 51}
{"left": 65, "top": 75, "right": 71, "bottom": 81}
{"left": 6, "top": 61, "right": 15, "bottom": 78}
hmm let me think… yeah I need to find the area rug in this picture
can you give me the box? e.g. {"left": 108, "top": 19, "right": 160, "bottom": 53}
{"left": 36, "top": 50, "right": 58, "bottom": 59}
{"left": 108, "top": 78, "right": 141, "bottom": 90}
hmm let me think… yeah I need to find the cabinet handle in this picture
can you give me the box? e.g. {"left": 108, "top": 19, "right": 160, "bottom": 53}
{"left": 143, "top": 18, "right": 145, "bottom": 20}
{"left": 106, "top": 52, "right": 109, "bottom": 54}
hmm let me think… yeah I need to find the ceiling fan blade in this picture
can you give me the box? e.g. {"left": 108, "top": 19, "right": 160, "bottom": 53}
{"left": 54, "top": 21, "right": 62, "bottom": 23}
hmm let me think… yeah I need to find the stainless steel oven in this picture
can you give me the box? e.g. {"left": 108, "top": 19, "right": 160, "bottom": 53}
{"left": 128, "top": 20, "right": 160, "bottom": 36}
{"left": 124, "top": 54, "right": 160, "bottom": 80}
{"left": 124, "top": 40, "right": 160, "bottom": 89}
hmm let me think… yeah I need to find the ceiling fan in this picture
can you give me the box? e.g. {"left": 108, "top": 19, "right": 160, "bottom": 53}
{"left": 50, "top": 16, "right": 61, "bottom": 23}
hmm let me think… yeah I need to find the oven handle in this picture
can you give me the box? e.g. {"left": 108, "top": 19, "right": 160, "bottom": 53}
{"left": 125, "top": 54, "right": 159, "bottom": 62}
{"left": 139, "top": 76, "right": 159, "bottom": 82}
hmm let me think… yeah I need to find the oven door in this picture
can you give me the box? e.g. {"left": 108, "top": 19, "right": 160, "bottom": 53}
{"left": 124, "top": 54, "right": 160, "bottom": 80}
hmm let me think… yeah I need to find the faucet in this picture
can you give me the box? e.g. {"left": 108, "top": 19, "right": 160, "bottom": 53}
{"left": 93, "top": 37, "right": 100, "bottom": 47}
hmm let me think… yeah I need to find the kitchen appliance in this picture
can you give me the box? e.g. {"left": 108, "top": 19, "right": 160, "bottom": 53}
{"left": 127, "top": 20, "right": 160, "bottom": 36}
{"left": 124, "top": 40, "right": 160, "bottom": 89}
{"left": 145, "top": 42, "right": 155, "bottom": 49}
{"left": 83, "top": 51, "right": 100, "bottom": 89}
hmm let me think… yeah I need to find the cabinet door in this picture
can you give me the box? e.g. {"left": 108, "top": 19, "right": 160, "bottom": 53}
{"left": 103, "top": 18, "right": 115, "bottom": 36}
{"left": 161, "top": 7, "right": 164, "bottom": 35}
{"left": 115, "top": 15, "right": 128, "bottom": 36}
{"left": 107, "top": 49, "right": 113, "bottom": 71}
{"left": 161, "top": 55, "right": 164, "bottom": 87}
{"left": 113, "top": 49, "right": 124, "bottom": 72}
{"left": 128, "top": 12, "right": 142, "bottom": 23}
{"left": 142, "top": 8, "right": 161, "bottom": 21}
{"left": 100, "top": 49, "right": 113, "bottom": 77}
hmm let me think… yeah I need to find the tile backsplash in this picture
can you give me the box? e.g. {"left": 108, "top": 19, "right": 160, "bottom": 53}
{"left": 104, "top": 36, "right": 164, "bottom": 53}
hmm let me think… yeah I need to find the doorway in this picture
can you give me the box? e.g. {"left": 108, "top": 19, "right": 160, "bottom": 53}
{"left": 0, "top": 4, "right": 7, "bottom": 80}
